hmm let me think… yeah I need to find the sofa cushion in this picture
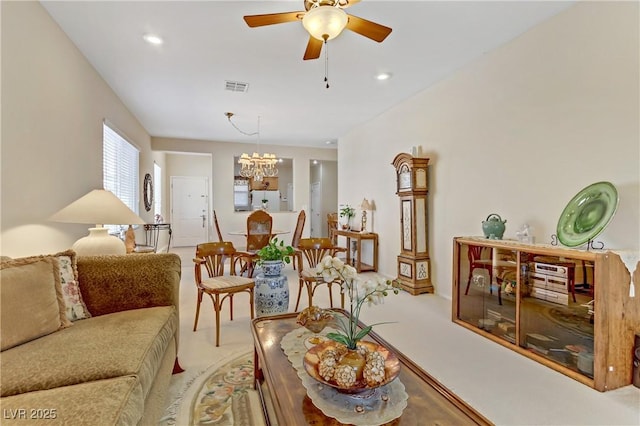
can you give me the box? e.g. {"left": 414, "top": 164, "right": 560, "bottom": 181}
{"left": 0, "top": 376, "right": 144, "bottom": 426}
{"left": 0, "top": 258, "right": 71, "bottom": 351}
{"left": 0, "top": 306, "right": 177, "bottom": 399}
{"left": 18, "top": 250, "right": 91, "bottom": 321}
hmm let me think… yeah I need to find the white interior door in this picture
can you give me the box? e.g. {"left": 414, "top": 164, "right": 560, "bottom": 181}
{"left": 310, "top": 182, "right": 322, "bottom": 237}
{"left": 171, "top": 176, "right": 209, "bottom": 246}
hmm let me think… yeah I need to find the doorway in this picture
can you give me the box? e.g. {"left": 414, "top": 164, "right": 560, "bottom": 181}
{"left": 309, "top": 160, "right": 338, "bottom": 239}
{"left": 170, "top": 176, "right": 209, "bottom": 246}
{"left": 310, "top": 182, "right": 322, "bottom": 237}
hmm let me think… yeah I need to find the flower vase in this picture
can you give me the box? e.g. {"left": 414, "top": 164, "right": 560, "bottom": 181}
{"left": 255, "top": 260, "right": 289, "bottom": 317}
{"left": 340, "top": 216, "right": 351, "bottom": 230}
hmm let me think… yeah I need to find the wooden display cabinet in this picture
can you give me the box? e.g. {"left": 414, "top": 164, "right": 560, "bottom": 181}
{"left": 250, "top": 177, "right": 278, "bottom": 191}
{"left": 452, "top": 236, "right": 640, "bottom": 392}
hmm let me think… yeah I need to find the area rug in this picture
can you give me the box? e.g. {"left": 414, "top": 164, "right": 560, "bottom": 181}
{"left": 160, "top": 351, "right": 265, "bottom": 426}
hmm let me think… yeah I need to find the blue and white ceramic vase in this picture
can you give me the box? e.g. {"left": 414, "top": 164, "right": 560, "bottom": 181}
{"left": 255, "top": 260, "right": 289, "bottom": 317}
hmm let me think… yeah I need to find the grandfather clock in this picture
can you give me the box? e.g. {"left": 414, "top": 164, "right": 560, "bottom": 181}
{"left": 392, "top": 153, "right": 432, "bottom": 295}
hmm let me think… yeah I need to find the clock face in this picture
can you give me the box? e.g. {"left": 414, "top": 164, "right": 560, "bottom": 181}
{"left": 399, "top": 171, "right": 412, "bottom": 190}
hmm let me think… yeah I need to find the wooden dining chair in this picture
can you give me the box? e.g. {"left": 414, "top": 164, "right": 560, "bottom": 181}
{"left": 295, "top": 237, "right": 347, "bottom": 311}
{"left": 291, "top": 210, "right": 306, "bottom": 271}
{"left": 213, "top": 210, "right": 224, "bottom": 242}
{"left": 327, "top": 212, "right": 338, "bottom": 245}
{"left": 236, "top": 210, "right": 273, "bottom": 277}
{"left": 193, "top": 241, "right": 255, "bottom": 347}
{"left": 246, "top": 210, "right": 273, "bottom": 252}
{"left": 464, "top": 245, "right": 501, "bottom": 304}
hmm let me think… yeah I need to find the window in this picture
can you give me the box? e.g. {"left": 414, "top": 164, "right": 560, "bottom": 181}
{"left": 153, "top": 162, "right": 162, "bottom": 218}
{"left": 103, "top": 122, "right": 139, "bottom": 233}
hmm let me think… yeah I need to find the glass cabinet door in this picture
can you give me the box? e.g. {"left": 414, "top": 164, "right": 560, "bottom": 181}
{"left": 457, "top": 243, "right": 517, "bottom": 343}
{"left": 518, "top": 253, "right": 595, "bottom": 378}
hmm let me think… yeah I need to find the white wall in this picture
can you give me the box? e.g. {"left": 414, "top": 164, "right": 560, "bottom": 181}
{"left": 339, "top": 1, "right": 640, "bottom": 298}
{"left": 1, "top": 1, "right": 155, "bottom": 257}
{"left": 152, "top": 137, "right": 337, "bottom": 250}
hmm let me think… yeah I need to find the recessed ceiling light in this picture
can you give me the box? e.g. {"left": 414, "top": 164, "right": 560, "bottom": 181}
{"left": 325, "top": 140, "right": 335, "bottom": 145}
{"left": 143, "top": 34, "right": 164, "bottom": 45}
{"left": 312, "top": 160, "right": 318, "bottom": 165}
{"left": 376, "top": 72, "right": 392, "bottom": 81}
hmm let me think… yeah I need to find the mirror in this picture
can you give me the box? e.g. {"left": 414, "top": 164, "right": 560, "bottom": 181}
{"left": 143, "top": 173, "right": 153, "bottom": 212}
{"left": 233, "top": 157, "right": 293, "bottom": 212}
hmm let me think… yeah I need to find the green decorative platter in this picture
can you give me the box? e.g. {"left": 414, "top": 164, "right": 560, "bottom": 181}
{"left": 556, "top": 181, "right": 618, "bottom": 247}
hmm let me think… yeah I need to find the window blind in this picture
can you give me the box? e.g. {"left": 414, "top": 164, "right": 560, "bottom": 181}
{"left": 103, "top": 123, "right": 139, "bottom": 232}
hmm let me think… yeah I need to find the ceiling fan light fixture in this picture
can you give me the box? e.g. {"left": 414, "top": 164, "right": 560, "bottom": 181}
{"left": 302, "top": 6, "right": 348, "bottom": 41}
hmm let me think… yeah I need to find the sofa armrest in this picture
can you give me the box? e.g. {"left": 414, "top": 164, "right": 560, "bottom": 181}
{"left": 77, "top": 253, "right": 181, "bottom": 317}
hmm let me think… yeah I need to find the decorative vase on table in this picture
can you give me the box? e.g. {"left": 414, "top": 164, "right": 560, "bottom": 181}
{"left": 255, "top": 260, "right": 289, "bottom": 317}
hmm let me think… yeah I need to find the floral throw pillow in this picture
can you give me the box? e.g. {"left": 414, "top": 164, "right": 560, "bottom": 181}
{"left": 57, "top": 254, "right": 91, "bottom": 321}
{"left": 20, "top": 250, "right": 91, "bottom": 321}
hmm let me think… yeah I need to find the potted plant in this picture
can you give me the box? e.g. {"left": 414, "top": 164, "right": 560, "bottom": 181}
{"left": 256, "top": 237, "right": 294, "bottom": 266}
{"left": 339, "top": 205, "right": 356, "bottom": 230}
{"left": 254, "top": 238, "right": 295, "bottom": 317}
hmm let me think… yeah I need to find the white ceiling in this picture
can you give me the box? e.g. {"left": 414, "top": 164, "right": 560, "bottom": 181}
{"left": 41, "top": 1, "right": 574, "bottom": 149}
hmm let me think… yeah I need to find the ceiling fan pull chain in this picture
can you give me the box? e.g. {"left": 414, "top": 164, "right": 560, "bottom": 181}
{"left": 324, "top": 39, "right": 329, "bottom": 89}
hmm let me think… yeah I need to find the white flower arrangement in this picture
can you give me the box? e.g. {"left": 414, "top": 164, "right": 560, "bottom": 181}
{"left": 315, "top": 256, "right": 399, "bottom": 350}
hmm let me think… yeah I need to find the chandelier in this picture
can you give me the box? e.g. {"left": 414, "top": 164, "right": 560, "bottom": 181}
{"left": 226, "top": 113, "right": 278, "bottom": 182}
{"left": 237, "top": 152, "right": 278, "bottom": 182}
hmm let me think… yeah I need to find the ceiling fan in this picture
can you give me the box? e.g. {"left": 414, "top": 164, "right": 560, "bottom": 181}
{"left": 243, "top": 0, "right": 392, "bottom": 60}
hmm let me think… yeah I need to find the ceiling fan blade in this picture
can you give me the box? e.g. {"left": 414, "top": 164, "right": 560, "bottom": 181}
{"left": 345, "top": 14, "right": 392, "bottom": 43}
{"left": 303, "top": 36, "right": 323, "bottom": 60}
{"left": 243, "top": 11, "right": 304, "bottom": 28}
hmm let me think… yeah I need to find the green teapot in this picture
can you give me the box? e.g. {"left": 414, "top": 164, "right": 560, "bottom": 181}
{"left": 482, "top": 214, "right": 506, "bottom": 239}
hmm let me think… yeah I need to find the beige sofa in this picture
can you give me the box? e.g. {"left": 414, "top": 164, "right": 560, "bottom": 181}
{"left": 0, "top": 252, "right": 181, "bottom": 425}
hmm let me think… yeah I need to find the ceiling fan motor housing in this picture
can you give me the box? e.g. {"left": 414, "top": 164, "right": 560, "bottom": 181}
{"left": 302, "top": 5, "right": 348, "bottom": 41}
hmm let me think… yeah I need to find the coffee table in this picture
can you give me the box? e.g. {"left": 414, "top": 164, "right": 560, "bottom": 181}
{"left": 251, "top": 311, "right": 492, "bottom": 425}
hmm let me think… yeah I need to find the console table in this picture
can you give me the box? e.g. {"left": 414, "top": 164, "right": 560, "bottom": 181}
{"left": 251, "top": 311, "right": 491, "bottom": 425}
{"left": 143, "top": 223, "right": 172, "bottom": 252}
{"left": 333, "top": 229, "right": 378, "bottom": 273}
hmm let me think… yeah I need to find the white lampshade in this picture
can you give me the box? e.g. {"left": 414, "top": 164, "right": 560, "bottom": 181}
{"left": 360, "top": 198, "right": 372, "bottom": 210}
{"left": 302, "top": 6, "right": 348, "bottom": 41}
{"left": 50, "top": 189, "right": 145, "bottom": 256}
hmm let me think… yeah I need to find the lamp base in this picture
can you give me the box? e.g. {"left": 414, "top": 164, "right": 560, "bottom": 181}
{"left": 72, "top": 227, "right": 126, "bottom": 256}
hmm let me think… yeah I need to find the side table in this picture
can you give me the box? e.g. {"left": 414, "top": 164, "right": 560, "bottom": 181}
{"left": 333, "top": 229, "right": 378, "bottom": 272}
{"left": 143, "top": 223, "right": 172, "bottom": 252}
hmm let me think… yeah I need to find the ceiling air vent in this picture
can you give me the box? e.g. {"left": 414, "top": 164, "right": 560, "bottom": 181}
{"left": 225, "top": 80, "right": 249, "bottom": 93}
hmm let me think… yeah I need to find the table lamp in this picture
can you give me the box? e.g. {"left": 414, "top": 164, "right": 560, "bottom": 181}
{"left": 360, "top": 198, "right": 372, "bottom": 233}
{"left": 50, "top": 189, "right": 145, "bottom": 255}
